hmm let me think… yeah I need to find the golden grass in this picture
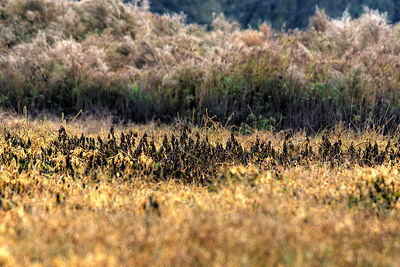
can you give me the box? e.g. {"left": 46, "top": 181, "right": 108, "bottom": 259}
{"left": 0, "top": 114, "right": 400, "bottom": 266}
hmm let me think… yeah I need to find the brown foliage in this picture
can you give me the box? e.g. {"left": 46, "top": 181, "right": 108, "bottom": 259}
{"left": 0, "top": 1, "right": 400, "bottom": 129}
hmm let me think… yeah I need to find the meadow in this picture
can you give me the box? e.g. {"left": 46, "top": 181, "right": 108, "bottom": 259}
{"left": 2, "top": 0, "right": 400, "bottom": 265}
{"left": 0, "top": 114, "right": 398, "bottom": 265}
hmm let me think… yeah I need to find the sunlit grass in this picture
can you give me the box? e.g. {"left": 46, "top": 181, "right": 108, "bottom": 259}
{"left": 0, "top": 115, "right": 399, "bottom": 265}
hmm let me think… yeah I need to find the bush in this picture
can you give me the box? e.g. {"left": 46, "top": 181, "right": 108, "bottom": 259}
{"left": 1, "top": 0, "right": 400, "bottom": 130}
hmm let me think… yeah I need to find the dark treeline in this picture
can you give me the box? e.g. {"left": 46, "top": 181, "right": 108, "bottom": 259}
{"left": 142, "top": 0, "right": 400, "bottom": 28}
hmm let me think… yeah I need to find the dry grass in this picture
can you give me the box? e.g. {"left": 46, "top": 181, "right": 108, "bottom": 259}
{"left": 2, "top": 1, "right": 400, "bottom": 265}
{"left": 1, "top": 0, "right": 400, "bottom": 129}
{"left": 0, "top": 114, "right": 400, "bottom": 265}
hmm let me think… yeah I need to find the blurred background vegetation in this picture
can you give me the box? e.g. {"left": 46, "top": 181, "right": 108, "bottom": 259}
{"left": 2, "top": 0, "right": 400, "bottom": 131}
{"left": 143, "top": 0, "right": 400, "bottom": 29}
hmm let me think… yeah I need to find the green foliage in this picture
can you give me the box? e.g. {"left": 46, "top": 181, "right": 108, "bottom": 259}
{"left": 146, "top": 0, "right": 223, "bottom": 25}
{"left": 147, "top": 0, "right": 400, "bottom": 29}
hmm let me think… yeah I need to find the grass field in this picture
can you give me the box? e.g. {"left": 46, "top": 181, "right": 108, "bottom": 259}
{"left": 3, "top": 1, "right": 400, "bottom": 265}
{"left": 0, "top": 114, "right": 399, "bottom": 266}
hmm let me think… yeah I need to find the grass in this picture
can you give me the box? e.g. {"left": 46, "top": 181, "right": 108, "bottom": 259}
{"left": 2, "top": 1, "right": 400, "bottom": 264}
{"left": 0, "top": 0, "right": 400, "bottom": 266}
{"left": 0, "top": 114, "right": 400, "bottom": 265}
{"left": 1, "top": 1, "right": 400, "bottom": 129}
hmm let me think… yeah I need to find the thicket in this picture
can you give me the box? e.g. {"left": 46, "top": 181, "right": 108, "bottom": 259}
{"left": 1, "top": 0, "right": 400, "bottom": 130}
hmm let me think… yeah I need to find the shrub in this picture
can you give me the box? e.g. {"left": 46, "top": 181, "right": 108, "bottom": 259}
{"left": 1, "top": 0, "right": 400, "bottom": 130}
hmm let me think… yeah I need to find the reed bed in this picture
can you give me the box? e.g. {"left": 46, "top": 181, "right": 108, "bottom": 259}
{"left": 1, "top": 1, "right": 400, "bottom": 129}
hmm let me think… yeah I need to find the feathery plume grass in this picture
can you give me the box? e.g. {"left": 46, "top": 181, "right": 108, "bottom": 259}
{"left": 0, "top": 0, "right": 400, "bottom": 130}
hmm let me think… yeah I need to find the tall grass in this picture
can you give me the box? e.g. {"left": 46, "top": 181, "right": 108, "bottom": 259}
{"left": 1, "top": 117, "right": 400, "bottom": 265}
{"left": 1, "top": 0, "right": 400, "bottom": 130}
